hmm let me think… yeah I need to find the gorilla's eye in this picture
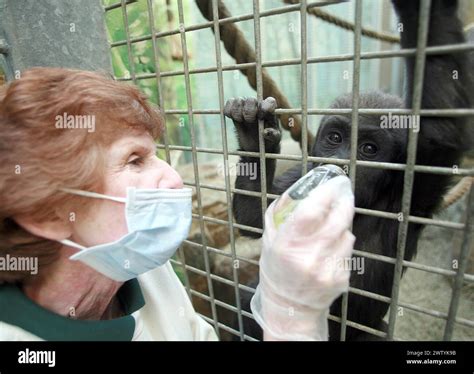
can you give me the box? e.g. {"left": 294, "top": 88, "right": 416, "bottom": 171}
{"left": 360, "top": 143, "right": 378, "bottom": 156}
{"left": 327, "top": 131, "right": 342, "bottom": 144}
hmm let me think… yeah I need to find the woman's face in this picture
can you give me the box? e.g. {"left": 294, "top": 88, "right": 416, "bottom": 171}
{"left": 70, "top": 132, "right": 183, "bottom": 247}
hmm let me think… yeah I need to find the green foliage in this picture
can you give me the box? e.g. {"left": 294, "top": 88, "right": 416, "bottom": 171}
{"left": 102, "top": 0, "right": 194, "bottom": 157}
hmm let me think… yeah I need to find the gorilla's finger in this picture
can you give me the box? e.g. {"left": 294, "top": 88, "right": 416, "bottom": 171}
{"left": 243, "top": 97, "right": 258, "bottom": 123}
{"left": 263, "top": 127, "right": 281, "bottom": 144}
{"left": 230, "top": 97, "right": 244, "bottom": 123}
{"left": 224, "top": 98, "right": 234, "bottom": 118}
{"left": 258, "top": 97, "right": 277, "bottom": 120}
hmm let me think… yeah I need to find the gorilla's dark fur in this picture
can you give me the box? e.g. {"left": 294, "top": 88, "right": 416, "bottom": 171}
{"left": 225, "top": 0, "right": 473, "bottom": 340}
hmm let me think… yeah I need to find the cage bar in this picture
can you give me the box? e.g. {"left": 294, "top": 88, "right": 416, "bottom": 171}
{"left": 444, "top": 184, "right": 474, "bottom": 340}
{"left": 211, "top": 0, "right": 246, "bottom": 341}
{"left": 115, "top": 42, "right": 474, "bottom": 82}
{"left": 103, "top": 0, "right": 474, "bottom": 342}
{"left": 176, "top": 0, "right": 222, "bottom": 339}
{"left": 386, "top": 0, "right": 431, "bottom": 340}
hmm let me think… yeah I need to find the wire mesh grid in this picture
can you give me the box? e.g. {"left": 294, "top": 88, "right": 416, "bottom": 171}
{"left": 104, "top": 0, "right": 474, "bottom": 341}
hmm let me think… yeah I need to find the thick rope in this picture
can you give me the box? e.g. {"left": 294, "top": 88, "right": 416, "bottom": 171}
{"left": 195, "top": 0, "right": 471, "bottom": 207}
{"left": 195, "top": 0, "right": 314, "bottom": 151}
{"left": 284, "top": 0, "right": 400, "bottom": 44}
{"left": 443, "top": 177, "right": 474, "bottom": 209}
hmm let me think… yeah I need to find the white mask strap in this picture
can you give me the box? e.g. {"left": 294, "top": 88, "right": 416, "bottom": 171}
{"left": 60, "top": 239, "right": 87, "bottom": 251}
{"left": 59, "top": 188, "right": 127, "bottom": 203}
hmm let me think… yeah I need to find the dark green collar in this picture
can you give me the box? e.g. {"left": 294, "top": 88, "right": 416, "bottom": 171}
{"left": 0, "top": 279, "right": 145, "bottom": 341}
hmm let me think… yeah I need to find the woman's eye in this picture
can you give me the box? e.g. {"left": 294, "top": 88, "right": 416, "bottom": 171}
{"left": 128, "top": 156, "right": 144, "bottom": 166}
{"left": 327, "top": 131, "right": 342, "bottom": 144}
{"left": 360, "top": 143, "right": 378, "bottom": 155}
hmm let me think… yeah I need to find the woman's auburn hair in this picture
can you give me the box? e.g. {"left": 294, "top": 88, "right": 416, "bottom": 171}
{"left": 0, "top": 67, "right": 163, "bottom": 284}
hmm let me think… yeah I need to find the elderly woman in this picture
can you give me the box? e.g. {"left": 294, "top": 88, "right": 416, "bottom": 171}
{"left": 0, "top": 68, "right": 354, "bottom": 341}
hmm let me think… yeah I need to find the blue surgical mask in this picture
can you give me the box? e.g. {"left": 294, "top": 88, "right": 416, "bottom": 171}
{"left": 59, "top": 187, "right": 192, "bottom": 281}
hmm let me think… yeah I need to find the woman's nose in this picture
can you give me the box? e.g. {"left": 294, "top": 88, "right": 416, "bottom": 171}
{"left": 156, "top": 159, "right": 184, "bottom": 189}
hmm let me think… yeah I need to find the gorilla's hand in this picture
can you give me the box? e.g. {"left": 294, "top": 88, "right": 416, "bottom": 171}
{"left": 224, "top": 97, "right": 281, "bottom": 153}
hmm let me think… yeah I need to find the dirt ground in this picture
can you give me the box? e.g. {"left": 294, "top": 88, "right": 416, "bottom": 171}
{"left": 392, "top": 194, "right": 474, "bottom": 341}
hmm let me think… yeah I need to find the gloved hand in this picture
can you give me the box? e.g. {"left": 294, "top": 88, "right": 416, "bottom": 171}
{"left": 250, "top": 175, "right": 355, "bottom": 341}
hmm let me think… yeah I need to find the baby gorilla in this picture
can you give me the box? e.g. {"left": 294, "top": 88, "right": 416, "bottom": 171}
{"left": 224, "top": 0, "right": 473, "bottom": 340}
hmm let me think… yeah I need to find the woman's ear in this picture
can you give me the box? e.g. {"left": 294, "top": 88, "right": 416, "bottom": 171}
{"left": 13, "top": 213, "right": 73, "bottom": 242}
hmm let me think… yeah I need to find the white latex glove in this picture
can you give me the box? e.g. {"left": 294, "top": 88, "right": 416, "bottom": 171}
{"left": 250, "top": 175, "right": 355, "bottom": 341}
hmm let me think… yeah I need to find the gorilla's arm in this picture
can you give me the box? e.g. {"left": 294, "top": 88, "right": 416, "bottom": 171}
{"left": 330, "top": 0, "right": 474, "bottom": 341}
{"left": 225, "top": 97, "right": 284, "bottom": 237}
{"left": 395, "top": 0, "right": 473, "bottom": 216}
{"left": 227, "top": 0, "right": 472, "bottom": 342}
{"left": 233, "top": 154, "right": 278, "bottom": 238}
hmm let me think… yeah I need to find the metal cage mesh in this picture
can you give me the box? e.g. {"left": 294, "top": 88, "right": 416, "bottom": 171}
{"left": 104, "top": 0, "right": 474, "bottom": 341}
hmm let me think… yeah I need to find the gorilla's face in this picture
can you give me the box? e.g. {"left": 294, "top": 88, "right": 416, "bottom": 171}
{"left": 312, "top": 108, "right": 406, "bottom": 209}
